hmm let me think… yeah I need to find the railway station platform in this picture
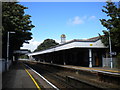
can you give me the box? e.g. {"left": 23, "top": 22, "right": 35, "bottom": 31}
{"left": 2, "top": 62, "right": 49, "bottom": 90}
{"left": 2, "top": 62, "right": 41, "bottom": 89}
{"left": 38, "top": 61, "right": 120, "bottom": 74}
{"left": 2, "top": 61, "right": 59, "bottom": 89}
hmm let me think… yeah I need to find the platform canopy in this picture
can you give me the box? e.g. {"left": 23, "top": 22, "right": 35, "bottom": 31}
{"left": 27, "top": 36, "right": 107, "bottom": 56}
{"left": 14, "top": 49, "right": 30, "bottom": 55}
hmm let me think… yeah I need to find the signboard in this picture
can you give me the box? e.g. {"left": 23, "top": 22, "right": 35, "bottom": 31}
{"left": 90, "top": 44, "right": 93, "bottom": 46}
{"left": 109, "top": 52, "right": 117, "bottom": 55}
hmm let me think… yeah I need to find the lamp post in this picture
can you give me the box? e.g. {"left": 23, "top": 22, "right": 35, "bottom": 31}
{"left": 6, "top": 31, "right": 15, "bottom": 70}
{"left": 108, "top": 30, "right": 113, "bottom": 68}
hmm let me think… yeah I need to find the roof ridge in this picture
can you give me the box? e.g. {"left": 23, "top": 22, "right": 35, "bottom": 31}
{"left": 87, "top": 36, "right": 100, "bottom": 40}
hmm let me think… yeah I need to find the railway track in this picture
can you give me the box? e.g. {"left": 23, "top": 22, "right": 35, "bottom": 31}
{"left": 24, "top": 61, "right": 104, "bottom": 89}
{"left": 25, "top": 62, "right": 75, "bottom": 89}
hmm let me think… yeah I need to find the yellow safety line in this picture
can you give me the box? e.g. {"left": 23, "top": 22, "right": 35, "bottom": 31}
{"left": 80, "top": 67, "right": 120, "bottom": 73}
{"left": 25, "top": 68, "right": 41, "bottom": 90}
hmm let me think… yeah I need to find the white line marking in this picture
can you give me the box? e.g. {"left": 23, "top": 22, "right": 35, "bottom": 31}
{"left": 25, "top": 64, "right": 59, "bottom": 90}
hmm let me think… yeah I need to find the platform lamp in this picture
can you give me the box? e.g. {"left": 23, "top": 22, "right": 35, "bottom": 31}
{"left": 109, "top": 31, "right": 113, "bottom": 68}
{"left": 6, "top": 31, "right": 15, "bottom": 71}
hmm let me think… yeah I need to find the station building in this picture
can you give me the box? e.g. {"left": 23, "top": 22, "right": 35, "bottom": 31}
{"left": 28, "top": 35, "right": 107, "bottom": 67}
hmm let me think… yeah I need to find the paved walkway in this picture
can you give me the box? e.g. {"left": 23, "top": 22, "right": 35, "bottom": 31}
{"left": 2, "top": 62, "right": 38, "bottom": 89}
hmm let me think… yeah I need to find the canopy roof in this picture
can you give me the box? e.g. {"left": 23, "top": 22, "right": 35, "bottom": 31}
{"left": 28, "top": 36, "right": 107, "bottom": 56}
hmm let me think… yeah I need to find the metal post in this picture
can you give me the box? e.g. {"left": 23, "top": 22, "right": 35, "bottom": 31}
{"left": 6, "top": 32, "right": 9, "bottom": 71}
{"left": 6, "top": 31, "right": 15, "bottom": 71}
{"left": 108, "top": 31, "right": 113, "bottom": 68}
{"left": 89, "top": 49, "right": 92, "bottom": 67}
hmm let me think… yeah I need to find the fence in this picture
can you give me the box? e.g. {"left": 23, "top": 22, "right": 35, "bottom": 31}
{"left": 102, "top": 58, "right": 120, "bottom": 69}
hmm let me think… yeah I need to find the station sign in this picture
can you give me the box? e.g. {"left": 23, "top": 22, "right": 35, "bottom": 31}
{"left": 109, "top": 52, "right": 117, "bottom": 55}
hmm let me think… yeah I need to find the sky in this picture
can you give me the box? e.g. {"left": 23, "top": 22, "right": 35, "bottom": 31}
{"left": 20, "top": 2, "right": 110, "bottom": 51}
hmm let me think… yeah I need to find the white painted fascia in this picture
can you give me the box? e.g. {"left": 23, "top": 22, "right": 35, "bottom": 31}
{"left": 28, "top": 39, "right": 107, "bottom": 56}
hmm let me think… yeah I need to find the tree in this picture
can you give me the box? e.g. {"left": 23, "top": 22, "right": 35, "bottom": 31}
{"left": 2, "top": 2, "right": 35, "bottom": 60}
{"left": 34, "top": 39, "right": 59, "bottom": 52}
{"left": 100, "top": 1, "right": 120, "bottom": 56}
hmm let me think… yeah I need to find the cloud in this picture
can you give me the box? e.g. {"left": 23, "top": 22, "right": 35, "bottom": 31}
{"left": 20, "top": 38, "right": 41, "bottom": 52}
{"left": 73, "top": 16, "right": 84, "bottom": 24}
{"left": 89, "top": 16, "right": 96, "bottom": 20}
{"left": 54, "top": 39, "right": 61, "bottom": 44}
{"left": 67, "top": 16, "right": 96, "bottom": 26}
{"left": 67, "top": 16, "right": 84, "bottom": 25}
